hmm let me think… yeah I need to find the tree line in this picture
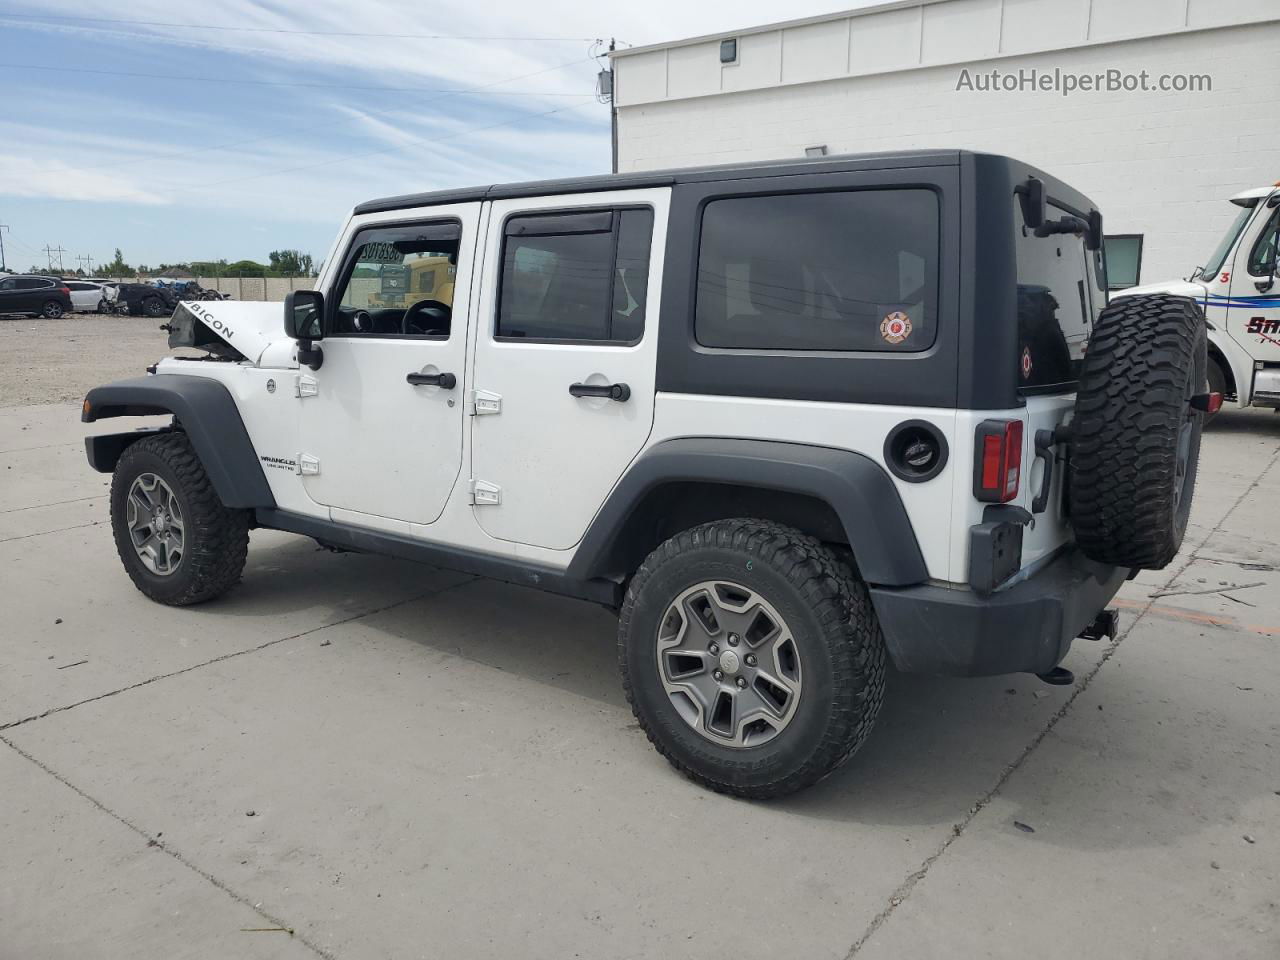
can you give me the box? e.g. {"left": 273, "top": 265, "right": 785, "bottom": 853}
{"left": 46, "top": 248, "right": 321, "bottom": 278}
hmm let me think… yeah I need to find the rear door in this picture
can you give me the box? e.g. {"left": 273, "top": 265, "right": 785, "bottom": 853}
{"left": 1012, "top": 202, "right": 1106, "bottom": 568}
{"left": 468, "top": 189, "right": 668, "bottom": 550}
{"left": 15, "top": 278, "right": 52, "bottom": 312}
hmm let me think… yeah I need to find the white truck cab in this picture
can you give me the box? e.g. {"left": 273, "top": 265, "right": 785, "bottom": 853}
{"left": 1118, "top": 184, "right": 1280, "bottom": 409}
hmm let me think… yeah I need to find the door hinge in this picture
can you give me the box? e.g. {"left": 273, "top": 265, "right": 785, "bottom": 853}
{"left": 469, "top": 479, "right": 501, "bottom": 505}
{"left": 295, "top": 374, "right": 319, "bottom": 398}
{"left": 296, "top": 453, "right": 320, "bottom": 476}
{"left": 469, "top": 389, "right": 502, "bottom": 416}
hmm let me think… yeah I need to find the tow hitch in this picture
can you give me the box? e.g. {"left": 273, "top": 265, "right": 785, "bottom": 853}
{"left": 1035, "top": 609, "right": 1120, "bottom": 686}
{"left": 1078, "top": 608, "right": 1120, "bottom": 642}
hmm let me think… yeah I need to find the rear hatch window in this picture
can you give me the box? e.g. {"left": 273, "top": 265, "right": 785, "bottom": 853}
{"left": 1014, "top": 203, "right": 1106, "bottom": 390}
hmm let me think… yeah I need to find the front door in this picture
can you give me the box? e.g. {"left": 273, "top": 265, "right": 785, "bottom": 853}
{"left": 1224, "top": 201, "right": 1280, "bottom": 365}
{"left": 297, "top": 204, "right": 480, "bottom": 526}
{"left": 0, "top": 277, "right": 20, "bottom": 314}
{"left": 469, "top": 189, "right": 668, "bottom": 551}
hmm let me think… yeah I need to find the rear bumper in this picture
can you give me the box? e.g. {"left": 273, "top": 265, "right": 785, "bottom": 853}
{"left": 869, "top": 548, "right": 1125, "bottom": 677}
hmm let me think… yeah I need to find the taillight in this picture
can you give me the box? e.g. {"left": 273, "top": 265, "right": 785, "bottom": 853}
{"left": 974, "top": 419, "right": 1023, "bottom": 503}
{"left": 58, "top": 286, "right": 71, "bottom": 296}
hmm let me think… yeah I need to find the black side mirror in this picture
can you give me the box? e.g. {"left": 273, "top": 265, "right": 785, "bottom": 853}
{"left": 284, "top": 290, "right": 325, "bottom": 370}
{"left": 1017, "top": 176, "right": 1047, "bottom": 231}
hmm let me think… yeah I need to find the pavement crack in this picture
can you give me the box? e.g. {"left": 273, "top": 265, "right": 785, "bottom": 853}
{"left": 0, "top": 576, "right": 476, "bottom": 733}
{"left": 843, "top": 446, "right": 1280, "bottom": 957}
{"left": 0, "top": 494, "right": 102, "bottom": 514}
{"left": 0, "top": 521, "right": 99, "bottom": 543}
{"left": 1149, "top": 580, "right": 1264, "bottom": 600}
{"left": 0, "top": 733, "right": 337, "bottom": 960}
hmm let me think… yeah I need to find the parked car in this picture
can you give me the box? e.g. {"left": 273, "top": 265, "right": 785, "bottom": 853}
{"left": 116, "top": 282, "right": 178, "bottom": 317}
{"left": 61, "top": 279, "right": 118, "bottom": 313}
{"left": 0, "top": 275, "right": 72, "bottom": 318}
{"left": 82, "top": 151, "right": 1210, "bottom": 798}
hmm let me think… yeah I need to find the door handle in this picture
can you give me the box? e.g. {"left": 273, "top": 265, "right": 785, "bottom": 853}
{"left": 406, "top": 371, "right": 456, "bottom": 389}
{"left": 1031, "top": 429, "right": 1056, "bottom": 514}
{"left": 569, "top": 381, "right": 630, "bottom": 402}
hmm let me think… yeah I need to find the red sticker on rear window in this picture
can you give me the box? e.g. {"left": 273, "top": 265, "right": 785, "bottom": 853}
{"left": 880, "top": 311, "right": 912, "bottom": 345}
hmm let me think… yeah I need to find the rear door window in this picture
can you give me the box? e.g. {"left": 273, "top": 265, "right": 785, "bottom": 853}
{"left": 695, "top": 189, "right": 940, "bottom": 352}
{"left": 496, "top": 207, "right": 653, "bottom": 344}
{"left": 1014, "top": 202, "right": 1103, "bottom": 389}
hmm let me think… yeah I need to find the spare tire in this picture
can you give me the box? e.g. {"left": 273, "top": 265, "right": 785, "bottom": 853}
{"left": 1069, "top": 294, "right": 1206, "bottom": 570}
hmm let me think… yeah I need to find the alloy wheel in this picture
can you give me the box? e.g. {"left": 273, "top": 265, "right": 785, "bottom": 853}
{"left": 126, "top": 472, "right": 185, "bottom": 575}
{"left": 656, "top": 580, "right": 803, "bottom": 748}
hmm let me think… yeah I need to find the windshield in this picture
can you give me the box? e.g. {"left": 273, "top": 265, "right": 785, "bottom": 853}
{"left": 1199, "top": 205, "right": 1256, "bottom": 280}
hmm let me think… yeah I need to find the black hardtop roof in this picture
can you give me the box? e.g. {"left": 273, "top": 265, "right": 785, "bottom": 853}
{"left": 353, "top": 148, "right": 968, "bottom": 215}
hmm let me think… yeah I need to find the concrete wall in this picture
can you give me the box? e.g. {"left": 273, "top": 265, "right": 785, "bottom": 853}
{"left": 612, "top": 0, "right": 1280, "bottom": 285}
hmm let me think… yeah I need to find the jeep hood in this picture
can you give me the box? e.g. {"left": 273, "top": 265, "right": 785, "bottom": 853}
{"left": 167, "top": 301, "right": 286, "bottom": 365}
{"left": 1111, "top": 279, "right": 1208, "bottom": 305}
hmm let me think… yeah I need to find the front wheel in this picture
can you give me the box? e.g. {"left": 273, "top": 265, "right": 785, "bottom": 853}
{"left": 619, "top": 519, "right": 887, "bottom": 799}
{"left": 142, "top": 297, "right": 167, "bottom": 317}
{"left": 110, "top": 432, "right": 250, "bottom": 605}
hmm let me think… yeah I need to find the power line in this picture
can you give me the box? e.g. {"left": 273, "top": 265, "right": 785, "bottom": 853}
{"left": 0, "top": 11, "right": 600, "bottom": 42}
{"left": 0, "top": 62, "right": 592, "bottom": 96}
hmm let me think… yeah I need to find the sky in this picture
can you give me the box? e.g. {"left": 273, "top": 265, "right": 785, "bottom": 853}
{"left": 0, "top": 0, "right": 877, "bottom": 273}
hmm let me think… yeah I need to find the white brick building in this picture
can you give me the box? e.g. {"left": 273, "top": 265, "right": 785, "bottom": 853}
{"left": 609, "top": 0, "right": 1280, "bottom": 287}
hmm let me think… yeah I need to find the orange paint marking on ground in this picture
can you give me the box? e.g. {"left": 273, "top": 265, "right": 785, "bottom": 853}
{"left": 1114, "top": 597, "right": 1280, "bottom": 637}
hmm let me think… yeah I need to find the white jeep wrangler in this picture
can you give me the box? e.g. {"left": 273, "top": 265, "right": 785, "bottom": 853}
{"left": 83, "top": 151, "right": 1210, "bottom": 798}
{"left": 1116, "top": 183, "right": 1280, "bottom": 411}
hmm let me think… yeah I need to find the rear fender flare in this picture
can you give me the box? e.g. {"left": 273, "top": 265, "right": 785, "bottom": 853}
{"left": 568, "top": 438, "right": 928, "bottom": 587}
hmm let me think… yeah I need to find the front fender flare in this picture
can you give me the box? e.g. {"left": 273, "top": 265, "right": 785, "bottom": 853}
{"left": 568, "top": 438, "right": 928, "bottom": 586}
{"left": 82, "top": 375, "right": 274, "bottom": 509}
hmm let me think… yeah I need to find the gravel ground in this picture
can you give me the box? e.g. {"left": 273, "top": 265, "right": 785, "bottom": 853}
{"left": 0, "top": 314, "right": 197, "bottom": 407}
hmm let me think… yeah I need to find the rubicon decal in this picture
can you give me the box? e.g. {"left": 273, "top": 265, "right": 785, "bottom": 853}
{"left": 185, "top": 301, "right": 234, "bottom": 340}
{"left": 880, "top": 311, "right": 912, "bottom": 345}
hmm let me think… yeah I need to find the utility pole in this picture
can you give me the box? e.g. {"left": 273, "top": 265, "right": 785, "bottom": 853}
{"left": 0, "top": 223, "right": 8, "bottom": 273}
{"left": 42, "top": 244, "right": 67, "bottom": 274}
{"left": 76, "top": 254, "right": 95, "bottom": 276}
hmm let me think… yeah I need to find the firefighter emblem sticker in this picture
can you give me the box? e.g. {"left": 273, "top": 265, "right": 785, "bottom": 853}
{"left": 1021, "top": 346, "right": 1034, "bottom": 380}
{"left": 880, "top": 311, "right": 912, "bottom": 345}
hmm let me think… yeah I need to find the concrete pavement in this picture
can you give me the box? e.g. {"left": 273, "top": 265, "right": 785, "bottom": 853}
{"left": 1, "top": 402, "right": 1277, "bottom": 959}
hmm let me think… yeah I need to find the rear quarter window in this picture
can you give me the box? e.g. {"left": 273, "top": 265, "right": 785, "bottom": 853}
{"left": 695, "top": 189, "right": 940, "bottom": 352}
{"left": 1013, "top": 202, "right": 1104, "bottom": 389}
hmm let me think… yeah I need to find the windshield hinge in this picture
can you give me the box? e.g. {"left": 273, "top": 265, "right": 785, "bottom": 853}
{"left": 296, "top": 453, "right": 320, "bottom": 476}
{"left": 295, "top": 374, "right": 318, "bottom": 398}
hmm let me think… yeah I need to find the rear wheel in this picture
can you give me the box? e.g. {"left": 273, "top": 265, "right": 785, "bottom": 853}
{"left": 1070, "top": 294, "right": 1206, "bottom": 569}
{"left": 619, "top": 519, "right": 886, "bottom": 799}
{"left": 110, "top": 432, "right": 249, "bottom": 605}
{"left": 41, "top": 299, "right": 64, "bottom": 319}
